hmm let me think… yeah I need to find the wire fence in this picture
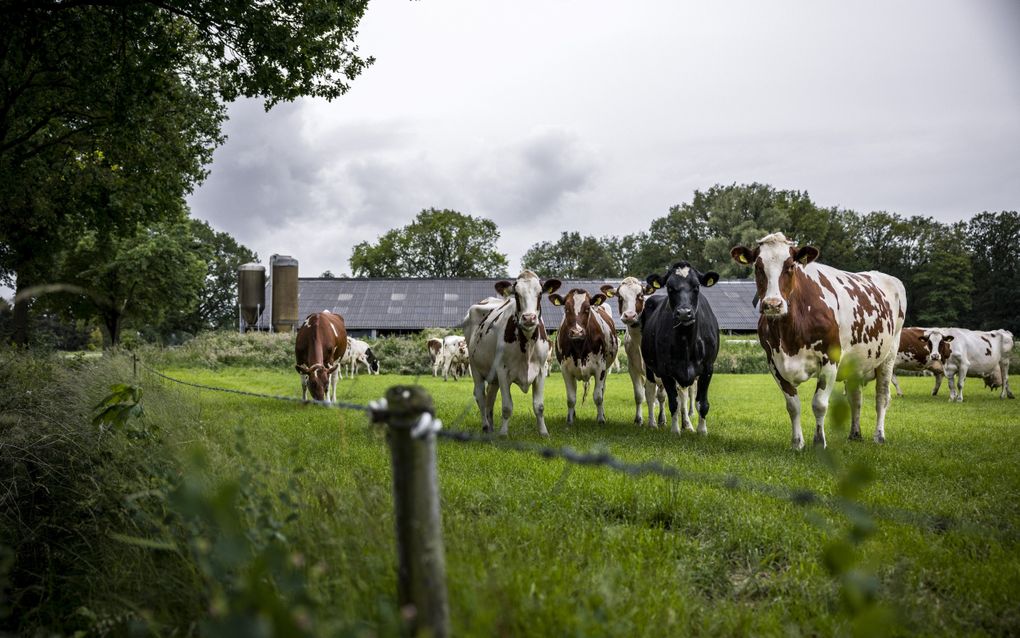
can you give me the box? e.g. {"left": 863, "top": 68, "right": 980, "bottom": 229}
{"left": 134, "top": 354, "right": 1001, "bottom": 541}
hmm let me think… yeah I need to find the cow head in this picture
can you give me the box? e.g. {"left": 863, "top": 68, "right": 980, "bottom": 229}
{"left": 494, "top": 271, "right": 561, "bottom": 336}
{"left": 645, "top": 262, "right": 718, "bottom": 327}
{"left": 365, "top": 347, "right": 381, "bottom": 373}
{"left": 295, "top": 362, "right": 338, "bottom": 401}
{"left": 731, "top": 232, "right": 818, "bottom": 319}
{"left": 602, "top": 278, "right": 649, "bottom": 327}
{"left": 922, "top": 329, "right": 954, "bottom": 363}
{"left": 549, "top": 288, "right": 608, "bottom": 341}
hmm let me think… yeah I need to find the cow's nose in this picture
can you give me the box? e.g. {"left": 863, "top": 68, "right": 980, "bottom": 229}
{"left": 930, "top": 353, "right": 941, "bottom": 361}
{"left": 674, "top": 308, "right": 694, "bottom": 321}
{"left": 521, "top": 313, "right": 537, "bottom": 325}
{"left": 761, "top": 297, "right": 783, "bottom": 313}
{"left": 622, "top": 311, "right": 637, "bottom": 322}
{"left": 568, "top": 326, "right": 585, "bottom": 340}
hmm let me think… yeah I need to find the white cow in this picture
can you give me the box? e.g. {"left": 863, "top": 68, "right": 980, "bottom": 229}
{"left": 464, "top": 271, "right": 561, "bottom": 436}
{"left": 339, "top": 337, "right": 380, "bottom": 378}
{"left": 601, "top": 278, "right": 668, "bottom": 427}
{"left": 439, "top": 335, "right": 470, "bottom": 381}
{"left": 944, "top": 328, "right": 1014, "bottom": 401}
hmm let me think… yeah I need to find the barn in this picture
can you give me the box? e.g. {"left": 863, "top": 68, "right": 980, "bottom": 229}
{"left": 251, "top": 276, "right": 758, "bottom": 337}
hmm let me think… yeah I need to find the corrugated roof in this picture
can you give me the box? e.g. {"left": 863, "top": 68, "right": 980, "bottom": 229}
{"left": 260, "top": 277, "right": 759, "bottom": 332}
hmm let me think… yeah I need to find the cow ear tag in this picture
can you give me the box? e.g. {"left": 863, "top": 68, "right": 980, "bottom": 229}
{"left": 549, "top": 294, "right": 563, "bottom": 306}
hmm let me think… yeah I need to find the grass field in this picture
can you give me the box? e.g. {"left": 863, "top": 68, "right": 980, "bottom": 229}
{"left": 139, "top": 363, "right": 1020, "bottom": 636}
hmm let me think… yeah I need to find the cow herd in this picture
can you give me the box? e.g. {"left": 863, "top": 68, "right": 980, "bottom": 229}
{"left": 293, "top": 232, "right": 1014, "bottom": 449}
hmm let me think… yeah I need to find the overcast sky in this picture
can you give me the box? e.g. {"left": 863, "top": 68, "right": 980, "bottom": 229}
{"left": 187, "top": 0, "right": 1020, "bottom": 278}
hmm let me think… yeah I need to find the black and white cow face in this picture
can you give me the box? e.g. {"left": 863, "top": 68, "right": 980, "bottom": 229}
{"left": 646, "top": 262, "right": 718, "bottom": 327}
{"left": 495, "top": 271, "right": 561, "bottom": 336}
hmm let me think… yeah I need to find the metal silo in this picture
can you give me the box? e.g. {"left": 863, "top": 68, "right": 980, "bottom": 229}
{"left": 237, "top": 263, "right": 266, "bottom": 332}
{"left": 270, "top": 255, "right": 299, "bottom": 333}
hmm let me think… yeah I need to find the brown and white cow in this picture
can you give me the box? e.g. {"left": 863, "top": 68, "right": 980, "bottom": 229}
{"left": 463, "top": 271, "right": 561, "bottom": 436}
{"left": 548, "top": 288, "right": 619, "bottom": 424}
{"left": 601, "top": 278, "right": 667, "bottom": 427}
{"left": 731, "top": 232, "right": 906, "bottom": 449}
{"left": 440, "top": 335, "right": 470, "bottom": 381}
{"left": 891, "top": 327, "right": 954, "bottom": 396}
{"left": 294, "top": 311, "right": 348, "bottom": 403}
{"left": 944, "top": 328, "right": 1014, "bottom": 401}
{"left": 427, "top": 338, "right": 444, "bottom": 376}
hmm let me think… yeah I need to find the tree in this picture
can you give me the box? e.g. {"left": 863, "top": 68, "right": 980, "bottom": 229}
{"left": 350, "top": 209, "right": 509, "bottom": 278}
{"left": 911, "top": 227, "right": 973, "bottom": 327}
{"left": 56, "top": 222, "right": 207, "bottom": 347}
{"left": 965, "top": 211, "right": 1020, "bottom": 333}
{"left": 521, "top": 232, "right": 622, "bottom": 278}
{"left": 1, "top": 0, "right": 373, "bottom": 343}
{"left": 177, "top": 220, "right": 258, "bottom": 332}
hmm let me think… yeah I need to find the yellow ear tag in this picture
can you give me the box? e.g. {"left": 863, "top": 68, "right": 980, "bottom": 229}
{"left": 738, "top": 254, "right": 749, "bottom": 264}
{"left": 653, "top": 281, "right": 662, "bottom": 289}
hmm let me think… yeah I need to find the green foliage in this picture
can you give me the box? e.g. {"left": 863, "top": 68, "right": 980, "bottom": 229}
{"left": 350, "top": 208, "right": 510, "bottom": 278}
{"left": 183, "top": 219, "right": 259, "bottom": 332}
{"left": 521, "top": 231, "right": 624, "bottom": 278}
{"left": 92, "top": 383, "right": 145, "bottom": 432}
{"left": 150, "top": 331, "right": 295, "bottom": 369}
{"left": 965, "top": 211, "right": 1020, "bottom": 333}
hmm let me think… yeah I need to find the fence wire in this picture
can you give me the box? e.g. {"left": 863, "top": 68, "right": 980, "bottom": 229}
{"left": 133, "top": 355, "right": 1009, "bottom": 542}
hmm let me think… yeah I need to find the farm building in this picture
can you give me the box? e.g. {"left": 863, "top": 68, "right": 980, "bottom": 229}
{"left": 250, "top": 276, "right": 759, "bottom": 336}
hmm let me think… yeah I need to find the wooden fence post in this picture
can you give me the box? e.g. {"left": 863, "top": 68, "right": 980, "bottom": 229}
{"left": 384, "top": 385, "right": 449, "bottom": 638}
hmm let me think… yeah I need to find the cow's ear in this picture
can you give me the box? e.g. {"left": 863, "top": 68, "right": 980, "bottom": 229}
{"left": 543, "top": 279, "right": 562, "bottom": 294}
{"left": 731, "top": 246, "right": 755, "bottom": 265}
{"left": 494, "top": 280, "right": 513, "bottom": 297}
{"left": 794, "top": 246, "right": 819, "bottom": 265}
{"left": 645, "top": 274, "right": 664, "bottom": 290}
{"left": 700, "top": 271, "right": 719, "bottom": 287}
{"left": 600, "top": 284, "right": 616, "bottom": 298}
{"left": 943, "top": 335, "right": 954, "bottom": 343}
{"left": 642, "top": 284, "right": 656, "bottom": 295}
{"left": 548, "top": 293, "right": 564, "bottom": 306}
{"left": 591, "top": 293, "right": 608, "bottom": 306}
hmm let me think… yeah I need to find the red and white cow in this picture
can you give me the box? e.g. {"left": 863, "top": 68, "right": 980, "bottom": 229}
{"left": 294, "top": 311, "right": 347, "bottom": 403}
{"left": 463, "top": 271, "right": 561, "bottom": 436}
{"left": 601, "top": 278, "right": 667, "bottom": 427}
{"left": 731, "top": 232, "right": 906, "bottom": 449}
{"left": 891, "top": 327, "right": 954, "bottom": 396}
{"left": 427, "top": 338, "right": 444, "bottom": 376}
{"left": 548, "top": 288, "right": 619, "bottom": 424}
{"left": 944, "top": 328, "right": 1014, "bottom": 401}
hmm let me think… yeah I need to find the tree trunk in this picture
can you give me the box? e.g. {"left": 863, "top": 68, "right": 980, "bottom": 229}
{"left": 11, "top": 273, "right": 31, "bottom": 346}
{"left": 102, "top": 311, "right": 123, "bottom": 349}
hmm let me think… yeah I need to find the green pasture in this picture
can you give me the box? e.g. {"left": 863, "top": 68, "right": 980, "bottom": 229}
{"left": 144, "top": 364, "right": 1019, "bottom": 636}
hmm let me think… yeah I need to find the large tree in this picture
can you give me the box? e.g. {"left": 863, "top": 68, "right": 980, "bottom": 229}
{"left": 350, "top": 209, "right": 510, "bottom": 278}
{"left": 1, "top": 0, "right": 373, "bottom": 343}
{"left": 521, "top": 232, "right": 622, "bottom": 279}
{"left": 965, "top": 211, "right": 1020, "bottom": 333}
{"left": 179, "top": 220, "right": 258, "bottom": 332}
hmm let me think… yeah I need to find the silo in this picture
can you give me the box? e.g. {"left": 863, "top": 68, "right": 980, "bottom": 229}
{"left": 237, "top": 263, "right": 266, "bottom": 331}
{"left": 270, "top": 255, "right": 299, "bottom": 333}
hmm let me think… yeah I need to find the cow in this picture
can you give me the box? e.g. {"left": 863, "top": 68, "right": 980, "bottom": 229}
{"left": 427, "top": 338, "right": 444, "bottom": 376}
{"left": 439, "top": 335, "right": 470, "bottom": 381}
{"left": 340, "top": 337, "right": 380, "bottom": 377}
{"left": 731, "top": 232, "right": 907, "bottom": 449}
{"left": 891, "top": 327, "right": 954, "bottom": 396}
{"left": 463, "top": 271, "right": 561, "bottom": 436}
{"left": 601, "top": 277, "right": 667, "bottom": 427}
{"left": 640, "top": 262, "right": 720, "bottom": 435}
{"left": 294, "top": 311, "right": 347, "bottom": 403}
{"left": 548, "top": 288, "right": 619, "bottom": 424}
{"left": 944, "top": 328, "right": 1014, "bottom": 401}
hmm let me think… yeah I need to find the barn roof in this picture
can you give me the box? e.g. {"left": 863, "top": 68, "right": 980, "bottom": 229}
{"left": 263, "top": 277, "right": 759, "bottom": 332}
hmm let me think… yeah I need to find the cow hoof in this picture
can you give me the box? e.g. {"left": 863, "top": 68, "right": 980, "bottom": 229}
{"left": 813, "top": 435, "right": 826, "bottom": 448}
{"left": 874, "top": 433, "right": 886, "bottom": 444}
{"left": 791, "top": 437, "right": 804, "bottom": 451}
{"left": 634, "top": 416, "right": 642, "bottom": 425}
{"left": 848, "top": 431, "right": 863, "bottom": 442}
{"left": 697, "top": 428, "right": 708, "bottom": 436}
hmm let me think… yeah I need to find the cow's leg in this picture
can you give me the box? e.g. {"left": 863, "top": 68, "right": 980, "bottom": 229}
{"left": 811, "top": 365, "right": 837, "bottom": 447}
{"left": 594, "top": 368, "right": 607, "bottom": 425}
{"left": 442, "top": 357, "right": 452, "bottom": 382}
{"left": 498, "top": 374, "right": 515, "bottom": 437}
{"left": 873, "top": 357, "right": 894, "bottom": 443}
{"left": 629, "top": 368, "right": 645, "bottom": 425}
{"left": 643, "top": 380, "right": 658, "bottom": 429}
{"left": 694, "top": 370, "right": 712, "bottom": 435}
{"left": 931, "top": 371, "right": 944, "bottom": 396}
{"left": 1000, "top": 360, "right": 1013, "bottom": 399}
{"left": 946, "top": 366, "right": 958, "bottom": 401}
{"left": 656, "top": 384, "right": 667, "bottom": 427}
{"left": 663, "top": 380, "right": 682, "bottom": 435}
{"left": 532, "top": 372, "right": 549, "bottom": 437}
{"left": 688, "top": 378, "right": 698, "bottom": 418}
{"left": 301, "top": 375, "right": 308, "bottom": 401}
{"left": 678, "top": 384, "right": 694, "bottom": 433}
{"left": 472, "top": 376, "right": 491, "bottom": 433}
{"left": 329, "top": 368, "right": 339, "bottom": 403}
{"left": 782, "top": 387, "right": 804, "bottom": 450}
{"left": 564, "top": 371, "right": 578, "bottom": 425}
{"left": 846, "top": 379, "right": 863, "bottom": 441}
{"left": 890, "top": 373, "right": 903, "bottom": 397}
{"left": 954, "top": 362, "right": 968, "bottom": 402}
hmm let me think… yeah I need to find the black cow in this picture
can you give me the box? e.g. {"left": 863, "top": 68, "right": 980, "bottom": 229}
{"left": 640, "top": 261, "right": 720, "bottom": 435}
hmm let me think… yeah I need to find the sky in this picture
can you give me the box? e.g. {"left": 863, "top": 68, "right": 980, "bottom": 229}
{"left": 186, "top": 0, "right": 1020, "bottom": 279}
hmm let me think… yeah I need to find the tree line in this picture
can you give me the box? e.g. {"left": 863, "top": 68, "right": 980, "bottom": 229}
{"left": 354, "top": 185, "right": 1019, "bottom": 333}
